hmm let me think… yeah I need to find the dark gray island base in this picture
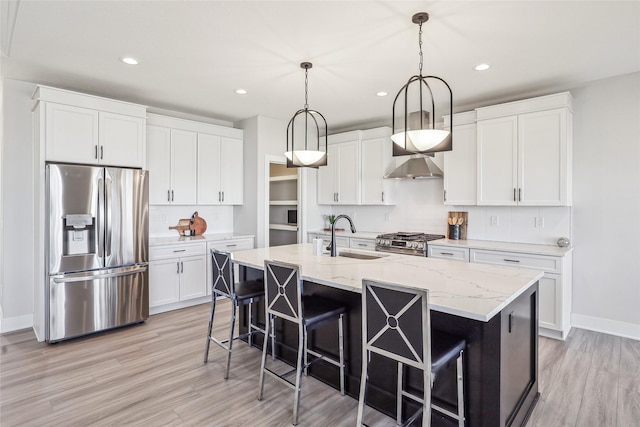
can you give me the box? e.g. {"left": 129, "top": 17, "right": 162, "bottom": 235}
{"left": 238, "top": 265, "right": 539, "bottom": 426}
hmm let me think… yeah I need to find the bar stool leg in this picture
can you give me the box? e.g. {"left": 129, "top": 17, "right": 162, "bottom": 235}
{"left": 258, "top": 313, "right": 271, "bottom": 401}
{"left": 271, "top": 315, "right": 276, "bottom": 360}
{"left": 225, "top": 301, "right": 237, "bottom": 379}
{"left": 396, "top": 362, "right": 403, "bottom": 425}
{"left": 356, "top": 350, "right": 369, "bottom": 426}
{"left": 456, "top": 351, "right": 465, "bottom": 427}
{"left": 339, "top": 314, "right": 345, "bottom": 396}
{"left": 204, "top": 293, "right": 217, "bottom": 363}
{"left": 303, "top": 325, "right": 309, "bottom": 377}
{"left": 293, "top": 323, "right": 305, "bottom": 426}
{"left": 248, "top": 302, "right": 253, "bottom": 347}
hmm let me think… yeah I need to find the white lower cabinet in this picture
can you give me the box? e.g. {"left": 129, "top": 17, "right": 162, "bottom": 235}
{"left": 206, "top": 237, "right": 255, "bottom": 295}
{"left": 149, "top": 242, "right": 207, "bottom": 309}
{"left": 428, "top": 245, "right": 470, "bottom": 262}
{"left": 469, "top": 248, "right": 571, "bottom": 340}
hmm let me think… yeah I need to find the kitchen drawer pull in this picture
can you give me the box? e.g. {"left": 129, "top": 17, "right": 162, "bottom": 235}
{"left": 226, "top": 244, "right": 237, "bottom": 248}
{"left": 357, "top": 243, "right": 367, "bottom": 247}
{"left": 440, "top": 252, "right": 454, "bottom": 256}
{"left": 504, "top": 258, "right": 521, "bottom": 263}
{"left": 173, "top": 249, "right": 186, "bottom": 253}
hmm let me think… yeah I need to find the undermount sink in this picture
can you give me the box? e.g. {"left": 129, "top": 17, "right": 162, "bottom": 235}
{"left": 338, "top": 251, "right": 386, "bottom": 260}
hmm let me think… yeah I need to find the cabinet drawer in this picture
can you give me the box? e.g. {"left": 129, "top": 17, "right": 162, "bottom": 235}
{"left": 208, "top": 238, "right": 254, "bottom": 252}
{"left": 428, "top": 245, "right": 469, "bottom": 262}
{"left": 470, "top": 249, "right": 561, "bottom": 273}
{"left": 350, "top": 238, "right": 376, "bottom": 250}
{"left": 150, "top": 242, "right": 207, "bottom": 260}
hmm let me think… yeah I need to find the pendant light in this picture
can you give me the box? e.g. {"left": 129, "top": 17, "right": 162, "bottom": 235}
{"left": 391, "top": 12, "right": 453, "bottom": 156}
{"left": 285, "top": 62, "right": 328, "bottom": 168}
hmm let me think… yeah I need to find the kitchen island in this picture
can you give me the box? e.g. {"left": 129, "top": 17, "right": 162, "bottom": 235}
{"left": 232, "top": 244, "right": 543, "bottom": 426}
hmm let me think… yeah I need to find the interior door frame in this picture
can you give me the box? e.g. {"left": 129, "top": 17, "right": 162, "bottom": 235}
{"left": 264, "top": 155, "right": 305, "bottom": 247}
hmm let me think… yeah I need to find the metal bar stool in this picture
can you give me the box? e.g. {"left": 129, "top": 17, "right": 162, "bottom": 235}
{"left": 357, "top": 279, "right": 466, "bottom": 427}
{"left": 258, "top": 259, "right": 347, "bottom": 426}
{"left": 204, "top": 249, "right": 274, "bottom": 379}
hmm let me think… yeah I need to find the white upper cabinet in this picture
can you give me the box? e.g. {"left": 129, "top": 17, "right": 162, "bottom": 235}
{"left": 361, "top": 127, "right": 396, "bottom": 205}
{"left": 146, "top": 126, "right": 197, "bottom": 205}
{"left": 476, "top": 92, "right": 573, "bottom": 206}
{"left": 197, "top": 134, "right": 243, "bottom": 205}
{"left": 443, "top": 112, "right": 477, "bottom": 205}
{"left": 146, "top": 113, "right": 244, "bottom": 206}
{"left": 34, "top": 86, "right": 146, "bottom": 168}
{"left": 318, "top": 131, "right": 360, "bottom": 205}
{"left": 318, "top": 127, "right": 396, "bottom": 206}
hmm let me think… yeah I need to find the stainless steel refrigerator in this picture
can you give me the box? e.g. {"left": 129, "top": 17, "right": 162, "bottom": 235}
{"left": 46, "top": 163, "right": 149, "bottom": 342}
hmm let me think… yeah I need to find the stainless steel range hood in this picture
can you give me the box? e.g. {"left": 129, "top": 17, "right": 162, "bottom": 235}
{"left": 384, "top": 155, "right": 443, "bottom": 180}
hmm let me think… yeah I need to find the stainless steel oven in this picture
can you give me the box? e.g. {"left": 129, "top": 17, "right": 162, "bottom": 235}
{"left": 375, "top": 232, "right": 445, "bottom": 257}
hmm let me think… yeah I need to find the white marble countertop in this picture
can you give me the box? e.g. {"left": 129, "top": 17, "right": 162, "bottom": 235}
{"left": 308, "top": 230, "right": 380, "bottom": 240}
{"left": 429, "top": 238, "right": 573, "bottom": 256}
{"left": 150, "top": 233, "right": 255, "bottom": 247}
{"left": 232, "top": 243, "right": 543, "bottom": 322}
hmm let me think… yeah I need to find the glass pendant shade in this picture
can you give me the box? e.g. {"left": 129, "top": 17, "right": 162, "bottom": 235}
{"left": 392, "top": 13, "right": 453, "bottom": 156}
{"left": 285, "top": 62, "right": 328, "bottom": 168}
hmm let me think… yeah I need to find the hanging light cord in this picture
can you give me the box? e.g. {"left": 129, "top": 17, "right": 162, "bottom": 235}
{"left": 304, "top": 67, "right": 309, "bottom": 109}
{"left": 418, "top": 21, "right": 424, "bottom": 76}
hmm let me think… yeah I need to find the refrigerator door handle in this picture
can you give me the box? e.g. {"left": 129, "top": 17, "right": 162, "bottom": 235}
{"left": 52, "top": 265, "right": 148, "bottom": 283}
{"left": 97, "top": 175, "right": 105, "bottom": 259}
{"left": 105, "top": 174, "right": 112, "bottom": 257}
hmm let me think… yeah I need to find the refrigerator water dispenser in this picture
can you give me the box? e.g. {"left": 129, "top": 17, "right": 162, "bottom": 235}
{"left": 63, "top": 214, "right": 95, "bottom": 256}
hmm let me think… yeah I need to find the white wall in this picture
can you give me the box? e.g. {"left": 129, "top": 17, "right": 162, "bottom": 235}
{"left": 1, "top": 79, "right": 36, "bottom": 331}
{"left": 570, "top": 72, "right": 640, "bottom": 338}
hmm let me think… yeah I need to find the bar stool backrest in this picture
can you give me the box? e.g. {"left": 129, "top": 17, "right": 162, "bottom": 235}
{"left": 362, "top": 279, "right": 431, "bottom": 371}
{"left": 264, "top": 260, "right": 303, "bottom": 324}
{"left": 211, "top": 249, "right": 235, "bottom": 298}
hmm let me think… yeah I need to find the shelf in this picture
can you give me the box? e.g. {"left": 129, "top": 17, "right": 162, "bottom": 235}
{"left": 269, "top": 200, "right": 298, "bottom": 206}
{"left": 269, "top": 175, "right": 297, "bottom": 182}
{"left": 269, "top": 224, "right": 298, "bottom": 231}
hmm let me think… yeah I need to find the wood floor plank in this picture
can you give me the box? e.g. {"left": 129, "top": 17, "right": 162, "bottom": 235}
{"left": 617, "top": 388, "right": 640, "bottom": 427}
{"left": 575, "top": 367, "right": 619, "bottom": 426}
{"left": 2, "top": 302, "right": 639, "bottom": 427}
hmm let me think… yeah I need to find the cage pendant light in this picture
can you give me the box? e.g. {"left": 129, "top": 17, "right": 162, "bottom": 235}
{"left": 285, "top": 62, "right": 328, "bottom": 168}
{"left": 391, "top": 12, "right": 453, "bottom": 156}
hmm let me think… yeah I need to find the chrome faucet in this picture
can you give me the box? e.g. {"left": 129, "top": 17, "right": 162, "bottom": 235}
{"left": 330, "top": 214, "right": 357, "bottom": 257}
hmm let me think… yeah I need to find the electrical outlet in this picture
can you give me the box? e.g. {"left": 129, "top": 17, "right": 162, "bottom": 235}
{"left": 535, "top": 217, "right": 545, "bottom": 228}
{"left": 385, "top": 213, "right": 391, "bottom": 221}
{"left": 490, "top": 216, "right": 499, "bottom": 226}
{"left": 162, "top": 215, "right": 167, "bottom": 224}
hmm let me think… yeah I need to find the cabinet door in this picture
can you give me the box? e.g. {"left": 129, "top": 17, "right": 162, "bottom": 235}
{"left": 179, "top": 255, "right": 207, "bottom": 300}
{"left": 336, "top": 140, "right": 360, "bottom": 205}
{"left": 220, "top": 137, "right": 244, "bottom": 205}
{"left": 477, "top": 116, "right": 518, "bottom": 205}
{"left": 45, "top": 103, "right": 98, "bottom": 164}
{"left": 317, "top": 145, "right": 338, "bottom": 204}
{"left": 197, "top": 133, "right": 222, "bottom": 204}
{"left": 100, "top": 112, "right": 145, "bottom": 167}
{"left": 146, "top": 125, "right": 172, "bottom": 205}
{"left": 518, "top": 109, "right": 568, "bottom": 206}
{"left": 361, "top": 137, "right": 395, "bottom": 205}
{"left": 170, "top": 129, "right": 197, "bottom": 205}
{"left": 444, "top": 123, "right": 477, "bottom": 205}
{"left": 538, "top": 273, "right": 561, "bottom": 331}
{"left": 149, "top": 258, "right": 180, "bottom": 307}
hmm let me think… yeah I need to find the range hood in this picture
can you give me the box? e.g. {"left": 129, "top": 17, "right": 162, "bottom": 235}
{"left": 384, "top": 155, "right": 443, "bottom": 180}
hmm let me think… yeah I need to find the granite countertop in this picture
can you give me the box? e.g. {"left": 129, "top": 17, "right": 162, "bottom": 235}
{"left": 150, "top": 233, "right": 255, "bottom": 247}
{"left": 429, "top": 238, "right": 573, "bottom": 256}
{"left": 231, "top": 243, "right": 543, "bottom": 322}
{"left": 308, "top": 230, "right": 380, "bottom": 240}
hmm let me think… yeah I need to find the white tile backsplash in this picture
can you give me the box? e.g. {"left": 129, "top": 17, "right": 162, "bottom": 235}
{"left": 149, "top": 205, "right": 234, "bottom": 237}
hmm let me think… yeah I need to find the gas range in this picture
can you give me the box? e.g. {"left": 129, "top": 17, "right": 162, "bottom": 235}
{"left": 375, "top": 232, "right": 445, "bottom": 257}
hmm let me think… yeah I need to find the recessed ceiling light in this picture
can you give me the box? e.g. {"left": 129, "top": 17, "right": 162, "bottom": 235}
{"left": 474, "top": 63, "right": 490, "bottom": 71}
{"left": 120, "top": 57, "right": 139, "bottom": 65}
{"left": 235, "top": 89, "right": 247, "bottom": 95}
{"left": 376, "top": 91, "right": 388, "bottom": 97}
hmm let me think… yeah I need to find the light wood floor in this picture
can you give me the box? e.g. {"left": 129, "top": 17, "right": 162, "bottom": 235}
{"left": 1, "top": 301, "right": 638, "bottom": 426}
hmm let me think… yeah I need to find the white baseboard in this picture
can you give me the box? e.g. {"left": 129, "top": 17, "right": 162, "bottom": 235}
{"left": 571, "top": 313, "right": 640, "bottom": 341}
{"left": 0, "top": 313, "right": 33, "bottom": 334}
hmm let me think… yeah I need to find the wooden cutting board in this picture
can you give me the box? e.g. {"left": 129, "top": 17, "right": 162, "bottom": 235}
{"left": 169, "top": 212, "right": 207, "bottom": 236}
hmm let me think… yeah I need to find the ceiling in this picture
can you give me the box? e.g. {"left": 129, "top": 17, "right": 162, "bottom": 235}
{"left": 2, "top": 1, "right": 639, "bottom": 131}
